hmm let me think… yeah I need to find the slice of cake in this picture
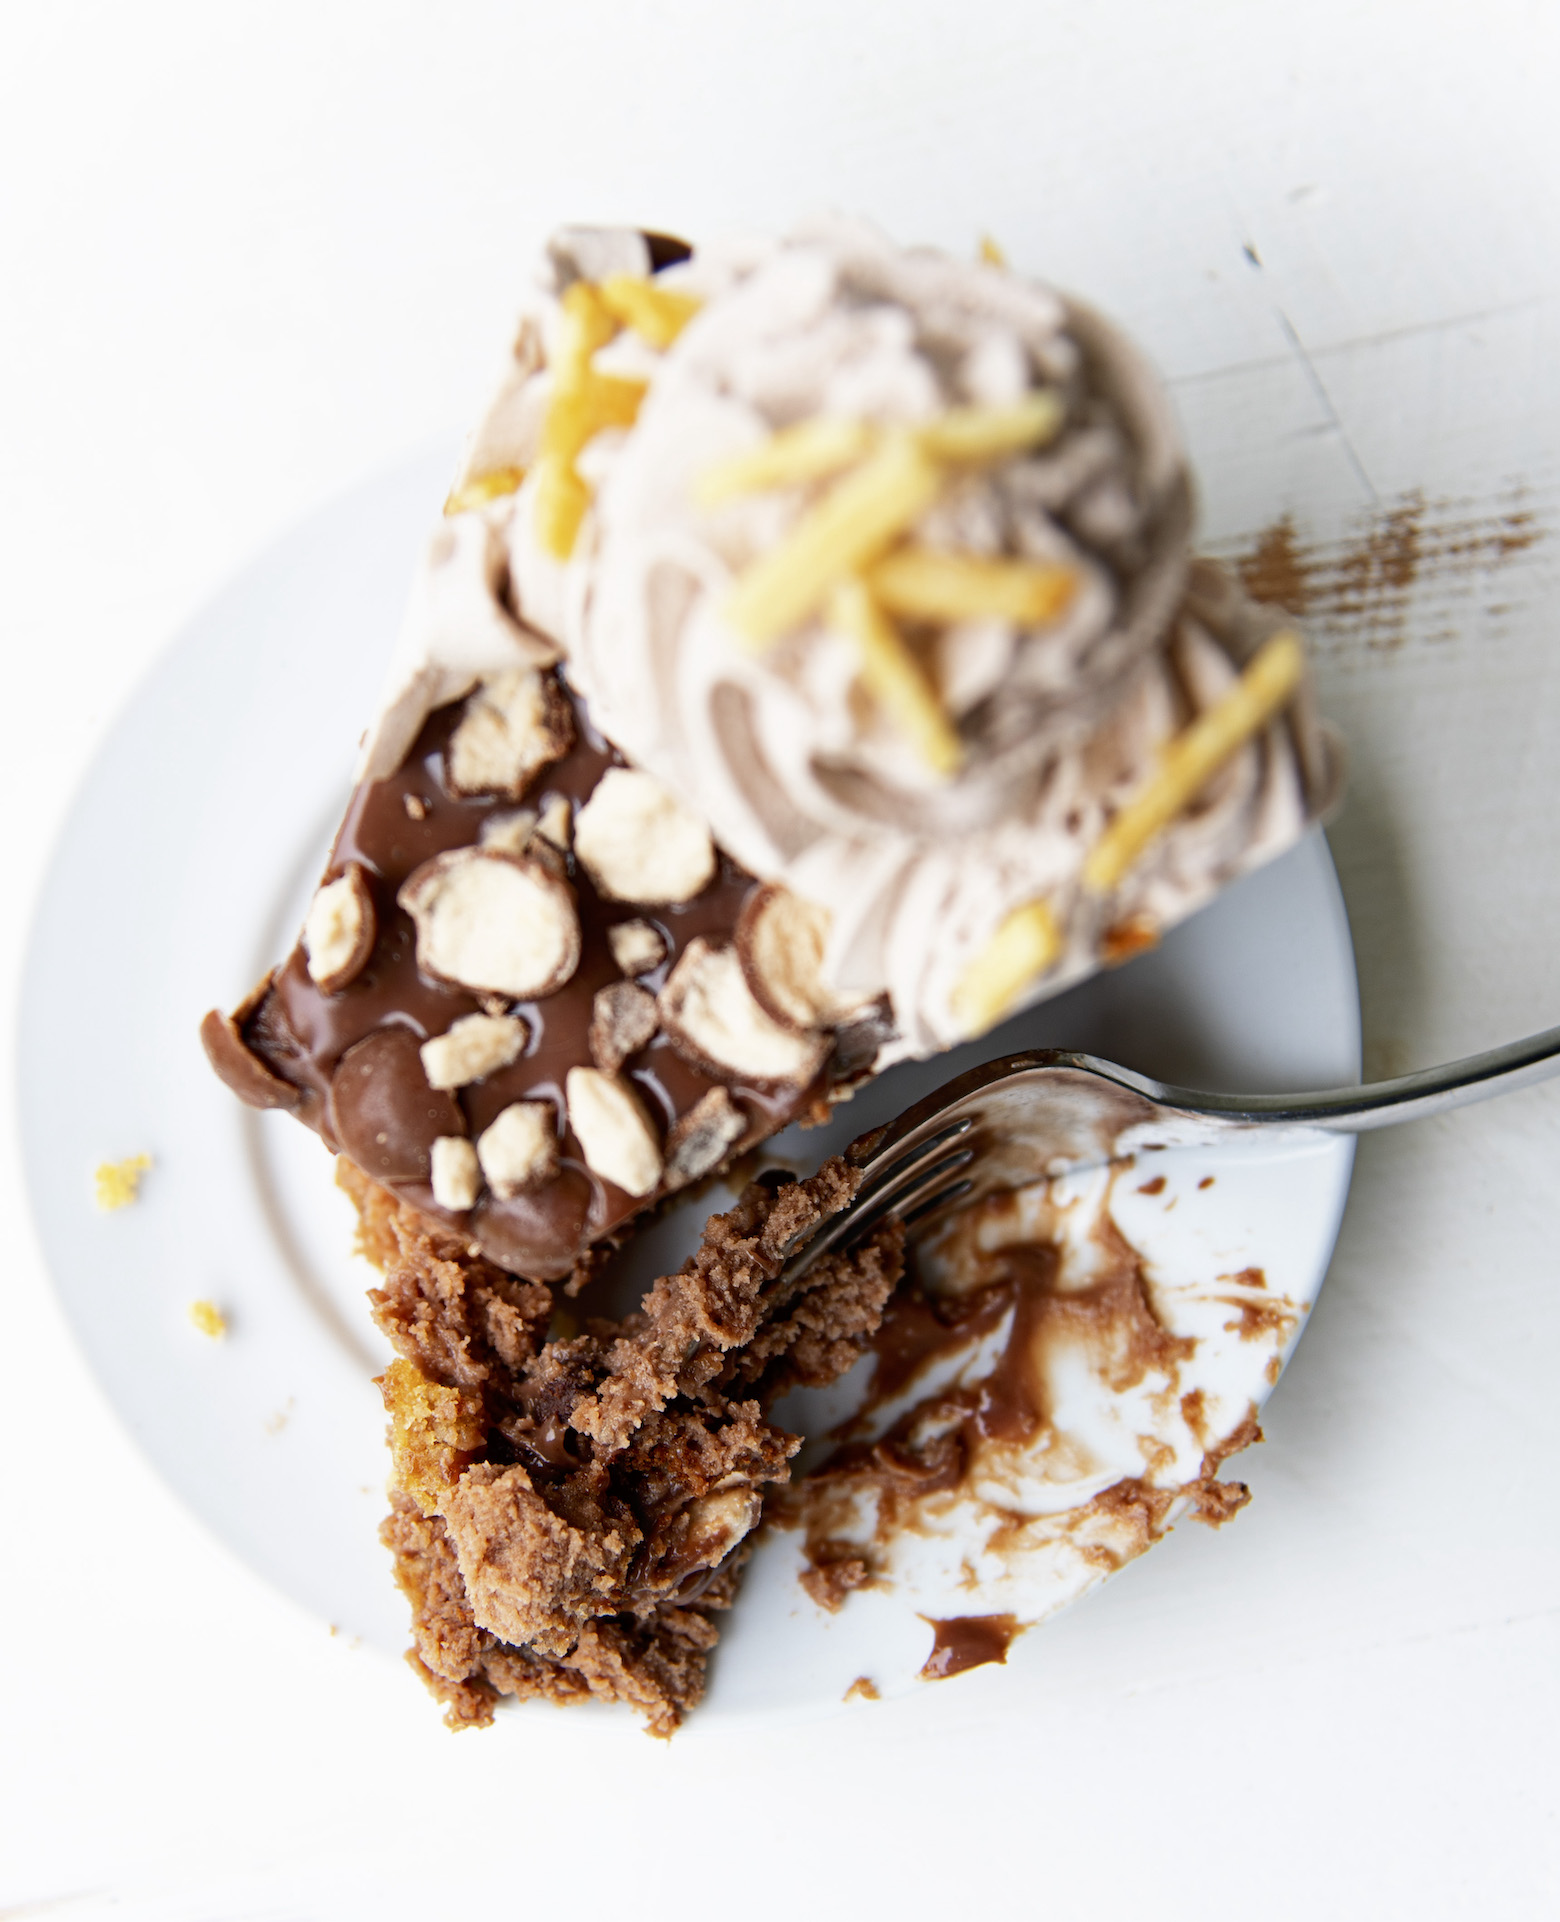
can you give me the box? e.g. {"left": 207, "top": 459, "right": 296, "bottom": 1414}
{"left": 200, "top": 216, "right": 1340, "bottom": 1732}
{"left": 356, "top": 1154, "right": 902, "bottom": 1733}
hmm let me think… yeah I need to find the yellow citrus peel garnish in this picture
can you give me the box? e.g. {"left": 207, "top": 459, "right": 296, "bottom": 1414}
{"left": 535, "top": 283, "right": 651, "bottom": 559}
{"left": 725, "top": 435, "right": 943, "bottom": 648}
{"left": 916, "top": 392, "right": 1064, "bottom": 465}
{"left": 702, "top": 396, "right": 1063, "bottom": 511}
{"left": 443, "top": 467, "right": 525, "bottom": 517}
{"left": 827, "top": 577, "right": 963, "bottom": 778}
{"left": 598, "top": 274, "right": 702, "bottom": 350}
{"left": 868, "top": 549, "right": 1076, "bottom": 626}
{"left": 950, "top": 899, "right": 1063, "bottom": 1037}
{"left": 697, "top": 418, "right": 879, "bottom": 507}
{"left": 1083, "top": 630, "right": 1305, "bottom": 892}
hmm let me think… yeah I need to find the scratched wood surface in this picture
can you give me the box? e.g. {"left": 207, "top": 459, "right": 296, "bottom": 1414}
{"left": 1, "top": 4, "right": 1556, "bottom": 1917}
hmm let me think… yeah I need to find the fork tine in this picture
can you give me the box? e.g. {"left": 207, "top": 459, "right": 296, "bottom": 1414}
{"left": 851, "top": 1117, "right": 974, "bottom": 1213}
{"left": 839, "top": 1145, "right": 976, "bottom": 1246}
{"left": 897, "top": 1175, "right": 975, "bottom": 1233}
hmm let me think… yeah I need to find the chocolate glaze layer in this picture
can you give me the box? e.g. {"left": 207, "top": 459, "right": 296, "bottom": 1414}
{"left": 222, "top": 677, "right": 837, "bottom": 1280}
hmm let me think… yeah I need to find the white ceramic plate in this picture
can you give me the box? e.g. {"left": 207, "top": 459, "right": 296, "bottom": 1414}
{"left": 18, "top": 448, "right": 1360, "bottom": 1722}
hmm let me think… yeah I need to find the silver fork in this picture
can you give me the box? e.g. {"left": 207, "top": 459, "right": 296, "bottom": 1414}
{"left": 773, "top": 1022, "right": 1560, "bottom": 1278}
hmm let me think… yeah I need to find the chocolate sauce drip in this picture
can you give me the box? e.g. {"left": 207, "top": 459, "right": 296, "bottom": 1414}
{"left": 231, "top": 677, "right": 826, "bottom": 1279}
{"left": 919, "top": 1614, "right": 1021, "bottom": 1680}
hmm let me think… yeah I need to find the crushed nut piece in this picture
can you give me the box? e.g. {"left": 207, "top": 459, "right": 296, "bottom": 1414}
{"left": 737, "top": 883, "right": 868, "bottom": 1030}
{"left": 589, "top": 980, "right": 659, "bottom": 1073}
{"left": 188, "top": 1299, "right": 227, "bottom": 1339}
{"left": 574, "top": 767, "right": 716, "bottom": 905}
{"left": 420, "top": 1013, "right": 528, "bottom": 1091}
{"left": 398, "top": 848, "right": 580, "bottom": 1000}
{"left": 447, "top": 668, "right": 575, "bottom": 800}
{"left": 302, "top": 865, "right": 376, "bottom": 994}
{"left": 665, "top": 1086, "right": 747, "bottom": 1189}
{"left": 609, "top": 918, "right": 668, "bottom": 976}
{"left": 478, "top": 808, "right": 538, "bottom": 855}
{"left": 659, "top": 938, "right": 829, "bottom": 1086}
{"left": 535, "top": 793, "right": 572, "bottom": 850}
{"left": 476, "top": 1102, "right": 559, "bottom": 1198}
{"left": 94, "top": 1153, "right": 152, "bottom": 1212}
{"left": 430, "top": 1136, "right": 482, "bottom": 1212}
{"left": 565, "top": 1067, "right": 663, "bottom": 1196}
{"left": 403, "top": 793, "right": 428, "bottom": 822}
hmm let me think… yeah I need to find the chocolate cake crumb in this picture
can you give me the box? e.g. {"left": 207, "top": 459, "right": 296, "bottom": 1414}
{"left": 354, "top": 1154, "right": 903, "bottom": 1735}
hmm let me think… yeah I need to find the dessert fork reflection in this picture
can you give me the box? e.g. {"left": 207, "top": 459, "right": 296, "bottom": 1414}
{"left": 779, "top": 1023, "right": 1560, "bottom": 1278}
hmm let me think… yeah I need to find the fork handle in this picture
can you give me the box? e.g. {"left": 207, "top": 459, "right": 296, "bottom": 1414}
{"left": 1092, "top": 1022, "right": 1560, "bottom": 1132}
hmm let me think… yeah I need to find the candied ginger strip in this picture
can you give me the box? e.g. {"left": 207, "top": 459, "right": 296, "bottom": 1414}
{"left": 700, "top": 396, "right": 1061, "bottom": 512}
{"left": 868, "top": 549, "right": 1076, "bottom": 626}
{"left": 536, "top": 282, "right": 639, "bottom": 560}
{"left": 917, "top": 392, "right": 1064, "bottom": 464}
{"left": 828, "top": 577, "right": 963, "bottom": 777}
{"left": 698, "top": 418, "right": 879, "bottom": 505}
{"left": 444, "top": 467, "right": 525, "bottom": 517}
{"left": 1083, "top": 630, "right": 1305, "bottom": 892}
{"left": 535, "top": 459, "right": 593, "bottom": 562}
{"left": 726, "top": 435, "right": 942, "bottom": 647}
{"left": 598, "top": 274, "right": 702, "bottom": 350}
{"left": 950, "top": 899, "right": 1062, "bottom": 1037}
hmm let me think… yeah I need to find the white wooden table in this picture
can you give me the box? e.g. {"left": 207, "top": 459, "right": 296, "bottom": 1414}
{"left": 2, "top": 4, "right": 1556, "bottom": 1914}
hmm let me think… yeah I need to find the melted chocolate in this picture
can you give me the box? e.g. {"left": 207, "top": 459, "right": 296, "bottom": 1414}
{"left": 228, "top": 678, "right": 829, "bottom": 1279}
{"left": 788, "top": 1200, "right": 1199, "bottom": 1588}
{"left": 919, "top": 1613, "right": 1021, "bottom": 1680}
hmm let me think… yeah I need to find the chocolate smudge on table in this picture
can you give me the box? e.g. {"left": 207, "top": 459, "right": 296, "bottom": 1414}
{"left": 1215, "top": 488, "right": 1545, "bottom": 653}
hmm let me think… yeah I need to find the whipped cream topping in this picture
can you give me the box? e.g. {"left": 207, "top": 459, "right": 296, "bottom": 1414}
{"left": 362, "top": 220, "right": 1337, "bottom": 1061}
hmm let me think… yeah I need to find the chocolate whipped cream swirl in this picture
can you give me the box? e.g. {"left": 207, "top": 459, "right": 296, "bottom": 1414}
{"left": 560, "top": 219, "right": 1324, "bottom": 1056}
{"left": 356, "top": 220, "right": 1334, "bottom": 1060}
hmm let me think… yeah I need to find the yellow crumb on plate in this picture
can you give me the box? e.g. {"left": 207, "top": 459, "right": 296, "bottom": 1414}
{"left": 94, "top": 1153, "right": 152, "bottom": 1212}
{"left": 978, "top": 233, "right": 1007, "bottom": 267}
{"left": 188, "top": 1299, "right": 228, "bottom": 1340}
